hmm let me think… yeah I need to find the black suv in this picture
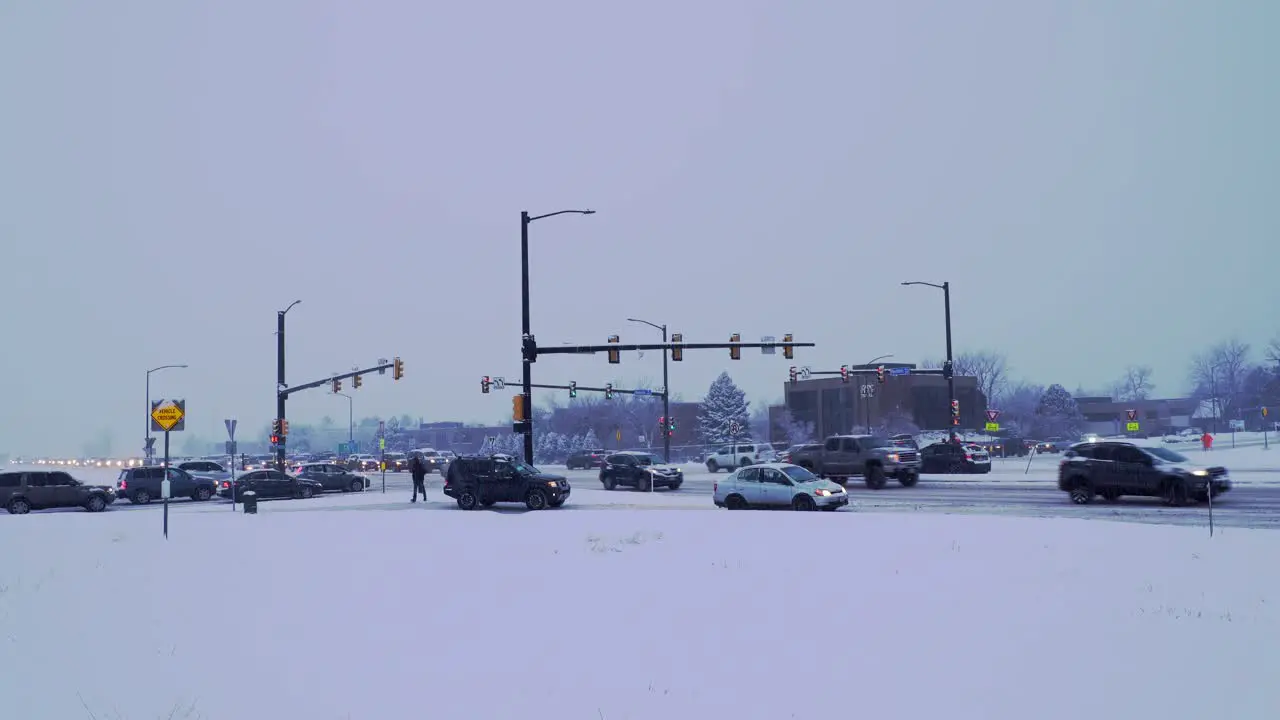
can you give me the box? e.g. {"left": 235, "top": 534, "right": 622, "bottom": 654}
{"left": 599, "top": 451, "right": 683, "bottom": 491}
{"left": 0, "top": 470, "right": 117, "bottom": 514}
{"left": 443, "top": 454, "right": 570, "bottom": 510}
{"left": 1058, "top": 441, "right": 1231, "bottom": 506}
{"left": 117, "top": 466, "right": 218, "bottom": 504}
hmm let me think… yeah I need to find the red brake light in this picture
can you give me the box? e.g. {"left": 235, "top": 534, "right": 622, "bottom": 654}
{"left": 120, "top": 480, "right": 127, "bottom": 489}
{"left": 221, "top": 481, "right": 229, "bottom": 488}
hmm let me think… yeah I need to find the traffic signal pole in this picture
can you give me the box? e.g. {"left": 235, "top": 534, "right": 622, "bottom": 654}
{"left": 520, "top": 211, "right": 535, "bottom": 465}
{"left": 943, "top": 281, "right": 956, "bottom": 442}
{"left": 275, "top": 301, "right": 300, "bottom": 471}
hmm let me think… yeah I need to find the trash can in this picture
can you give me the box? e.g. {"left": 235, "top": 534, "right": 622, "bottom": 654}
{"left": 243, "top": 491, "right": 258, "bottom": 514}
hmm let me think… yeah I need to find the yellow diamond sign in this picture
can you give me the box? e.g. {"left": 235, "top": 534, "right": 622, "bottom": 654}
{"left": 151, "top": 399, "right": 186, "bottom": 432}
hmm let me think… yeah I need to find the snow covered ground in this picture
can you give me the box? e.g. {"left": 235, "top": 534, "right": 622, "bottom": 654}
{"left": 3, "top": 505, "right": 1278, "bottom": 719}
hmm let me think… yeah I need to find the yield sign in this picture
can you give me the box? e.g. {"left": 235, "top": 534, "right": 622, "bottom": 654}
{"left": 986, "top": 410, "right": 1000, "bottom": 422}
{"left": 1126, "top": 409, "right": 1138, "bottom": 422}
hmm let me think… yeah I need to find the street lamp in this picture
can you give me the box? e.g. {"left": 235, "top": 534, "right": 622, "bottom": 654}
{"left": 628, "top": 317, "right": 670, "bottom": 464}
{"left": 902, "top": 281, "right": 955, "bottom": 440}
{"left": 145, "top": 364, "right": 188, "bottom": 463}
{"left": 333, "top": 392, "right": 354, "bottom": 449}
{"left": 861, "top": 354, "right": 894, "bottom": 432}
{"left": 520, "top": 209, "right": 595, "bottom": 463}
{"left": 276, "top": 300, "right": 302, "bottom": 469}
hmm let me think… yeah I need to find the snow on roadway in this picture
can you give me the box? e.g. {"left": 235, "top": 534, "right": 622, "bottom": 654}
{"left": 2, "top": 504, "right": 1278, "bottom": 719}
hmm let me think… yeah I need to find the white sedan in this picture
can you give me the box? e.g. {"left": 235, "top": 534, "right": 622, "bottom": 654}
{"left": 713, "top": 463, "right": 849, "bottom": 511}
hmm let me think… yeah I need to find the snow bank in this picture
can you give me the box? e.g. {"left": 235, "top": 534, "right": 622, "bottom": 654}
{"left": 2, "top": 508, "right": 1277, "bottom": 719}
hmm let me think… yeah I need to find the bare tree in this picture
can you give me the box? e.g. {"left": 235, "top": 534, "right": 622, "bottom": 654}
{"left": 1267, "top": 334, "right": 1280, "bottom": 369}
{"left": 776, "top": 408, "right": 816, "bottom": 445}
{"left": 1188, "top": 339, "right": 1252, "bottom": 422}
{"left": 1000, "top": 382, "right": 1045, "bottom": 436}
{"left": 1112, "top": 365, "right": 1155, "bottom": 401}
{"left": 922, "top": 350, "right": 1010, "bottom": 405}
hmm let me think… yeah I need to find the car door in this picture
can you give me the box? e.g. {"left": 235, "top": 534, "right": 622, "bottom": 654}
{"left": 491, "top": 461, "right": 523, "bottom": 501}
{"left": 839, "top": 437, "right": 862, "bottom": 476}
{"left": 297, "top": 464, "right": 326, "bottom": 489}
{"left": 46, "top": 472, "right": 79, "bottom": 506}
{"left": 921, "top": 444, "right": 944, "bottom": 473}
{"left": 23, "top": 472, "right": 53, "bottom": 508}
{"left": 758, "top": 468, "right": 795, "bottom": 506}
{"left": 733, "top": 467, "right": 764, "bottom": 504}
{"left": 616, "top": 455, "right": 640, "bottom": 485}
{"left": 1083, "top": 444, "right": 1117, "bottom": 487}
{"left": 1112, "top": 445, "right": 1158, "bottom": 494}
{"left": 166, "top": 468, "right": 194, "bottom": 496}
{"left": 324, "top": 464, "right": 349, "bottom": 489}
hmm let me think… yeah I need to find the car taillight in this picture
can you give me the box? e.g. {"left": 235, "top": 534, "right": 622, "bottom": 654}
{"left": 119, "top": 480, "right": 127, "bottom": 489}
{"left": 965, "top": 454, "right": 973, "bottom": 460}
{"left": 221, "top": 481, "right": 229, "bottom": 488}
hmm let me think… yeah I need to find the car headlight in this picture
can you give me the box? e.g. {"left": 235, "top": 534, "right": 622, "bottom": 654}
{"left": 546, "top": 481, "right": 558, "bottom": 487}
{"left": 887, "top": 453, "right": 899, "bottom": 462}
{"left": 1191, "top": 469, "right": 1209, "bottom": 476}
{"left": 815, "top": 489, "right": 832, "bottom": 496}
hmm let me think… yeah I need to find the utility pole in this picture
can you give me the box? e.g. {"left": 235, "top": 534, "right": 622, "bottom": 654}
{"left": 628, "top": 318, "right": 670, "bottom": 463}
{"left": 902, "top": 281, "right": 956, "bottom": 440}
{"left": 519, "top": 208, "right": 596, "bottom": 464}
{"left": 276, "top": 300, "right": 301, "bottom": 470}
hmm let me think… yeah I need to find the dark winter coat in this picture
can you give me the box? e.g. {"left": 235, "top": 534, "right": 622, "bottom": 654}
{"left": 410, "top": 457, "right": 427, "bottom": 480}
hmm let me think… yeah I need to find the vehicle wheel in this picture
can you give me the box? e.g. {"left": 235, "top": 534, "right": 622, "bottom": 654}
{"left": 85, "top": 495, "right": 107, "bottom": 513}
{"left": 739, "top": 458, "right": 752, "bottom": 468}
{"left": 1069, "top": 481, "right": 1094, "bottom": 505}
{"left": 792, "top": 494, "right": 816, "bottom": 511}
{"left": 351, "top": 479, "right": 364, "bottom": 492}
{"left": 669, "top": 482, "right": 682, "bottom": 491}
{"left": 865, "top": 466, "right": 887, "bottom": 490}
{"left": 133, "top": 489, "right": 152, "bottom": 505}
{"left": 725, "top": 494, "right": 747, "bottom": 510}
{"left": 525, "top": 488, "right": 549, "bottom": 511}
{"left": 1100, "top": 489, "right": 1121, "bottom": 503}
{"left": 194, "top": 487, "right": 212, "bottom": 501}
{"left": 636, "top": 476, "right": 651, "bottom": 492}
{"left": 7, "top": 498, "right": 31, "bottom": 515}
{"left": 1162, "top": 481, "right": 1188, "bottom": 507}
{"left": 899, "top": 472, "right": 919, "bottom": 488}
{"left": 457, "top": 490, "right": 479, "bottom": 510}
{"left": 602, "top": 477, "right": 616, "bottom": 491}
{"left": 706, "top": 460, "right": 719, "bottom": 473}
{"left": 300, "top": 487, "right": 314, "bottom": 499}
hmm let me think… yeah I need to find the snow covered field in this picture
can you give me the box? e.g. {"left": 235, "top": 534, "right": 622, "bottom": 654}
{"left": 3, "top": 506, "right": 1278, "bottom": 719}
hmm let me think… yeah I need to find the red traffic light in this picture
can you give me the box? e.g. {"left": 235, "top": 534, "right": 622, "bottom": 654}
{"left": 270, "top": 434, "right": 280, "bottom": 444}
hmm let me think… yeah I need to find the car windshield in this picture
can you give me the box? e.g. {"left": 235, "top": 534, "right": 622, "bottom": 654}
{"left": 1146, "top": 447, "right": 1190, "bottom": 463}
{"left": 781, "top": 466, "right": 820, "bottom": 483}
{"left": 631, "top": 454, "right": 658, "bottom": 466}
{"left": 860, "top": 436, "right": 889, "bottom": 449}
{"left": 509, "top": 461, "right": 540, "bottom": 475}
{"left": 889, "top": 438, "right": 914, "bottom": 447}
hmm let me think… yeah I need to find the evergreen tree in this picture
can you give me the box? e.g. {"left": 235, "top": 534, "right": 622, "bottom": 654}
{"left": 697, "top": 372, "right": 752, "bottom": 444}
{"left": 581, "top": 427, "right": 601, "bottom": 449}
{"left": 1035, "top": 384, "right": 1083, "bottom": 437}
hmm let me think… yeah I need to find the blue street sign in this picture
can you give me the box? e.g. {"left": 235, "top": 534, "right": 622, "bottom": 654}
{"left": 889, "top": 367, "right": 911, "bottom": 376}
{"left": 633, "top": 388, "right": 653, "bottom": 396}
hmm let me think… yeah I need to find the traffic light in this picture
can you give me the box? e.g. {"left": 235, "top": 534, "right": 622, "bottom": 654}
{"left": 951, "top": 399, "right": 960, "bottom": 416}
{"left": 270, "top": 434, "right": 280, "bottom": 445}
{"left": 942, "top": 360, "right": 954, "bottom": 381}
{"left": 353, "top": 373, "right": 362, "bottom": 389}
{"left": 607, "top": 335, "right": 620, "bottom": 364}
{"left": 332, "top": 377, "right": 342, "bottom": 393}
{"left": 280, "top": 420, "right": 289, "bottom": 436}
{"left": 789, "top": 366, "right": 798, "bottom": 384}
{"left": 840, "top": 365, "right": 849, "bottom": 383}
{"left": 782, "top": 333, "right": 794, "bottom": 360}
{"left": 481, "top": 376, "right": 491, "bottom": 394}
{"left": 671, "top": 333, "right": 683, "bottom": 362}
{"left": 568, "top": 381, "right": 577, "bottom": 399}
{"left": 512, "top": 394, "right": 525, "bottom": 422}
{"left": 668, "top": 417, "right": 676, "bottom": 433}
{"left": 877, "top": 365, "right": 886, "bottom": 384}
{"left": 659, "top": 416, "right": 666, "bottom": 429}
{"left": 604, "top": 383, "right": 614, "bottom": 400}
{"left": 271, "top": 419, "right": 282, "bottom": 435}
{"left": 729, "top": 333, "right": 741, "bottom": 360}
{"left": 393, "top": 356, "right": 404, "bottom": 380}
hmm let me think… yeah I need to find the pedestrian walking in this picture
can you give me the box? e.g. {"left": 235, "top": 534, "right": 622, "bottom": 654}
{"left": 410, "top": 454, "right": 428, "bottom": 502}
{"left": 1202, "top": 432, "right": 1214, "bottom": 452}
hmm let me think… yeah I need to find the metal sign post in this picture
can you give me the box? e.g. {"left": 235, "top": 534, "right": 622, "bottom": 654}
{"left": 379, "top": 436, "right": 387, "bottom": 494}
{"left": 150, "top": 399, "right": 185, "bottom": 539}
{"left": 225, "top": 419, "right": 238, "bottom": 511}
{"left": 162, "top": 430, "right": 171, "bottom": 539}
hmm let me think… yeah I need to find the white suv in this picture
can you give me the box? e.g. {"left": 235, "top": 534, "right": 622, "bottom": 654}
{"left": 705, "top": 443, "right": 776, "bottom": 473}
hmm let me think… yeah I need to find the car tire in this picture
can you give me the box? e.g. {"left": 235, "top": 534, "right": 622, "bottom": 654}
{"left": 1162, "top": 481, "right": 1188, "bottom": 507}
{"left": 899, "top": 472, "right": 919, "bottom": 488}
{"left": 602, "top": 477, "right": 616, "bottom": 491}
{"left": 669, "top": 482, "right": 682, "bottom": 491}
{"left": 706, "top": 460, "right": 719, "bottom": 473}
{"left": 637, "top": 476, "right": 651, "bottom": 492}
{"left": 132, "top": 489, "right": 152, "bottom": 505}
{"left": 350, "top": 479, "right": 364, "bottom": 492}
{"left": 457, "top": 490, "right": 479, "bottom": 510}
{"left": 85, "top": 495, "right": 107, "bottom": 513}
{"left": 7, "top": 498, "right": 31, "bottom": 515}
{"left": 792, "top": 494, "right": 816, "bottom": 511}
{"left": 300, "top": 487, "right": 314, "bottom": 499}
{"left": 1069, "top": 480, "right": 1094, "bottom": 505}
{"left": 194, "top": 487, "right": 212, "bottom": 501}
{"left": 865, "top": 466, "right": 887, "bottom": 490}
{"left": 525, "top": 488, "right": 548, "bottom": 511}
{"left": 725, "top": 494, "right": 747, "bottom": 510}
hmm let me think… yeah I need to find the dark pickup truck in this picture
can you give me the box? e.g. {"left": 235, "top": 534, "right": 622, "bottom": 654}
{"left": 116, "top": 466, "right": 217, "bottom": 504}
{"left": 789, "top": 435, "right": 922, "bottom": 489}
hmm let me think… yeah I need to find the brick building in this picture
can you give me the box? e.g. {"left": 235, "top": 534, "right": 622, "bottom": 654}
{"left": 780, "top": 363, "right": 986, "bottom": 440}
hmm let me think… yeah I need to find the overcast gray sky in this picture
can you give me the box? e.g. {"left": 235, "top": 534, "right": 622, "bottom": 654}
{"left": 2, "top": 1, "right": 1275, "bottom": 455}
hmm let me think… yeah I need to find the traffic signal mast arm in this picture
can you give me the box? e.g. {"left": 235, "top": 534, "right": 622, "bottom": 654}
{"left": 803, "top": 368, "right": 946, "bottom": 377}
{"left": 279, "top": 360, "right": 395, "bottom": 398}
{"left": 505, "top": 381, "right": 667, "bottom": 397}
{"left": 535, "top": 340, "right": 815, "bottom": 357}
